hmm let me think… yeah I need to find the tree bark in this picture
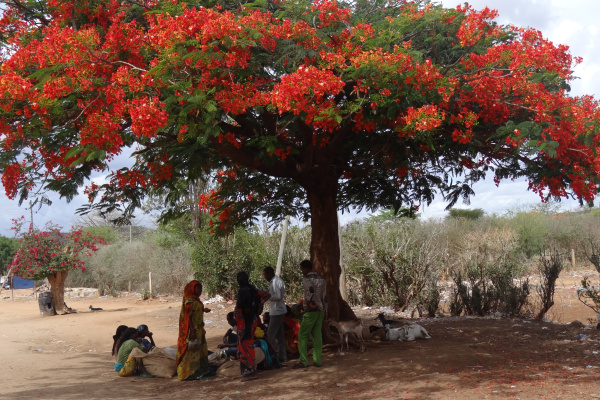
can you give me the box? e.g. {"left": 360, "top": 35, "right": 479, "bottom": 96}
{"left": 306, "top": 185, "right": 355, "bottom": 321}
{"left": 48, "top": 271, "right": 67, "bottom": 315}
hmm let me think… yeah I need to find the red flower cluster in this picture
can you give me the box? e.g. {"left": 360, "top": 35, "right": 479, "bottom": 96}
{"left": 9, "top": 218, "right": 106, "bottom": 281}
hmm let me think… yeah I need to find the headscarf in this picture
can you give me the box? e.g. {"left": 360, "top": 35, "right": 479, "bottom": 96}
{"left": 176, "top": 280, "right": 202, "bottom": 366}
{"left": 112, "top": 325, "right": 128, "bottom": 357}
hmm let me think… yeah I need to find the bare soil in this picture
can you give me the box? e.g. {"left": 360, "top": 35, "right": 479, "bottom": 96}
{"left": 2, "top": 269, "right": 600, "bottom": 400}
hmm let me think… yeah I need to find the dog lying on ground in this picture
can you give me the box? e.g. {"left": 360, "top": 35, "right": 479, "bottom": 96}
{"left": 89, "top": 305, "right": 103, "bottom": 311}
{"left": 385, "top": 323, "right": 431, "bottom": 341}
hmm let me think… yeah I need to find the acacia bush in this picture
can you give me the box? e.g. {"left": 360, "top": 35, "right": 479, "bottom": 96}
{"left": 535, "top": 248, "right": 565, "bottom": 320}
{"left": 445, "top": 217, "right": 531, "bottom": 316}
{"left": 449, "top": 260, "right": 530, "bottom": 316}
{"left": 63, "top": 204, "right": 600, "bottom": 316}
{"left": 343, "top": 219, "right": 444, "bottom": 312}
{"left": 66, "top": 230, "right": 193, "bottom": 295}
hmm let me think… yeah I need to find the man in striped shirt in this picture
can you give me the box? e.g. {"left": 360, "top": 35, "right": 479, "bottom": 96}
{"left": 293, "top": 259, "right": 327, "bottom": 369}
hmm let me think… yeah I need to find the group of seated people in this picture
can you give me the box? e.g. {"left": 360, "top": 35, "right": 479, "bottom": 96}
{"left": 112, "top": 324, "right": 157, "bottom": 377}
{"left": 217, "top": 304, "right": 301, "bottom": 365}
{"left": 110, "top": 300, "right": 302, "bottom": 379}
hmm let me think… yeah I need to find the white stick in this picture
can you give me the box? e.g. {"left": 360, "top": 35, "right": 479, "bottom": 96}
{"left": 276, "top": 216, "right": 290, "bottom": 277}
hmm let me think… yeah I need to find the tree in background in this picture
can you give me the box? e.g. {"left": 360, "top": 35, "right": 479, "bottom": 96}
{"left": 2, "top": 1, "right": 600, "bottom": 318}
{"left": 447, "top": 208, "right": 485, "bottom": 220}
{"left": 0, "top": 235, "right": 18, "bottom": 276}
{"left": 8, "top": 217, "right": 105, "bottom": 314}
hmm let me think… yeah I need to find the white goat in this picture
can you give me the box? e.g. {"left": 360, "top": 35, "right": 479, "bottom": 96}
{"left": 385, "top": 324, "right": 431, "bottom": 341}
{"left": 329, "top": 319, "right": 365, "bottom": 352}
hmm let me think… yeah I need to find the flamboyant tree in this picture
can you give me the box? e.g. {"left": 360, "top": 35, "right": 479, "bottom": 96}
{"left": 1, "top": 0, "right": 600, "bottom": 319}
{"left": 8, "top": 217, "right": 105, "bottom": 314}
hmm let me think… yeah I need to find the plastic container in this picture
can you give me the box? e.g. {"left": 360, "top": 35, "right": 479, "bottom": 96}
{"left": 38, "top": 291, "right": 56, "bottom": 317}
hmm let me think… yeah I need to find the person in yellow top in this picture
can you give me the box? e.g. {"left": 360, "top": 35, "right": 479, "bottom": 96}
{"left": 176, "top": 280, "right": 214, "bottom": 381}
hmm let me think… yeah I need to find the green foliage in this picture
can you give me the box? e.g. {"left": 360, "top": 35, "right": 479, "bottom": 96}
{"left": 367, "top": 208, "right": 419, "bottom": 222}
{"left": 511, "top": 211, "right": 550, "bottom": 258}
{"left": 66, "top": 230, "right": 194, "bottom": 295}
{"left": 82, "top": 226, "right": 118, "bottom": 244}
{"left": 0, "top": 236, "right": 18, "bottom": 275}
{"left": 447, "top": 208, "right": 485, "bottom": 220}
{"left": 192, "top": 224, "right": 308, "bottom": 301}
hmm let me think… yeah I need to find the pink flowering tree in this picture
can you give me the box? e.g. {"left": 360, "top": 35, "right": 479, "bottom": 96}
{"left": 9, "top": 217, "right": 105, "bottom": 314}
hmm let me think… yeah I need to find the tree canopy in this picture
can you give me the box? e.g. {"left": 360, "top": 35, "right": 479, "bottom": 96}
{"left": 1, "top": 0, "right": 600, "bottom": 317}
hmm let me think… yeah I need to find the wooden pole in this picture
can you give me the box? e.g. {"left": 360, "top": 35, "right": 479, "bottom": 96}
{"left": 571, "top": 248, "right": 576, "bottom": 268}
{"left": 149, "top": 272, "right": 152, "bottom": 297}
{"left": 275, "top": 216, "right": 290, "bottom": 277}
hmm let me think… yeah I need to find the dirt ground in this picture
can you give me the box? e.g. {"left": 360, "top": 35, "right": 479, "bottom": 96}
{"left": 2, "top": 270, "right": 600, "bottom": 400}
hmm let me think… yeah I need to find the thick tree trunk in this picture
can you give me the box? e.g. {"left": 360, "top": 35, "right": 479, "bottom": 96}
{"left": 48, "top": 271, "right": 67, "bottom": 315}
{"left": 307, "top": 186, "right": 356, "bottom": 322}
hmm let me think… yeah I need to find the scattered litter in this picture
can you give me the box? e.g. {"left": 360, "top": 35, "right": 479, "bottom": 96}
{"left": 336, "top": 383, "right": 347, "bottom": 387}
{"left": 579, "top": 334, "right": 587, "bottom": 339}
{"left": 220, "top": 396, "right": 233, "bottom": 400}
{"left": 587, "top": 365, "right": 595, "bottom": 369}
{"left": 204, "top": 295, "right": 224, "bottom": 304}
{"left": 36, "top": 348, "right": 42, "bottom": 352}
{"left": 99, "top": 295, "right": 108, "bottom": 298}
{"left": 542, "top": 327, "right": 548, "bottom": 330}
{"left": 593, "top": 351, "right": 598, "bottom": 355}
{"left": 339, "top": 352, "right": 345, "bottom": 356}
{"left": 379, "top": 306, "right": 394, "bottom": 314}
{"left": 362, "top": 306, "right": 372, "bottom": 310}
{"left": 204, "top": 320, "right": 213, "bottom": 324}
{"left": 564, "top": 339, "right": 571, "bottom": 343}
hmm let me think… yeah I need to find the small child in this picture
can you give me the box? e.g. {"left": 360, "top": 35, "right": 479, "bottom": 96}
{"left": 217, "top": 312, "right": 238, "bottom": 358}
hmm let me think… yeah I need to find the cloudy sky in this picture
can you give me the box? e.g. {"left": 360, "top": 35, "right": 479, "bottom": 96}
{"left": 413, "top": 0, "right": 600, "bottom": 221}
{"left": 1, "top": 0, "right": 599, "bottom": 233}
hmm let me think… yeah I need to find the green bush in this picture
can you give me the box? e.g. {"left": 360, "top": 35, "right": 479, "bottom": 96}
{"left": 447, "top": 208, "right": 485, "bottom": 220}
{"left": 192, "top": 224, "right": 309, "bottom": 302}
